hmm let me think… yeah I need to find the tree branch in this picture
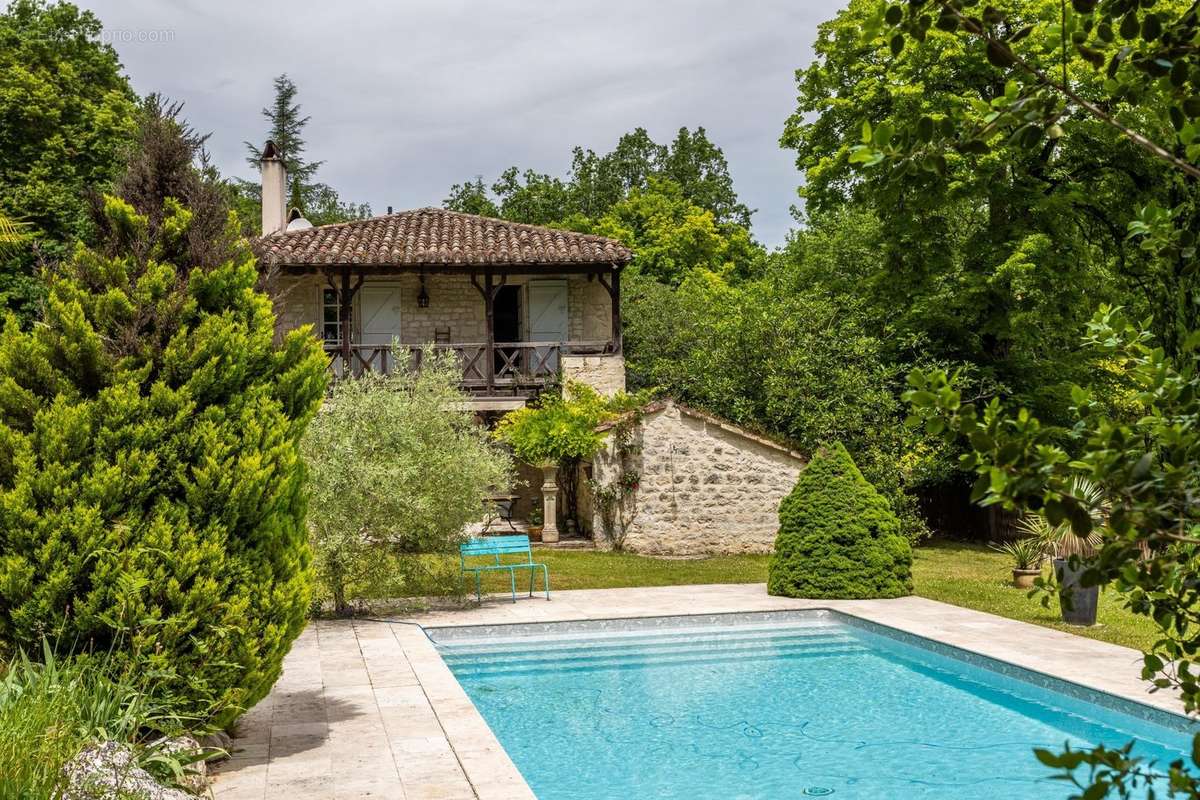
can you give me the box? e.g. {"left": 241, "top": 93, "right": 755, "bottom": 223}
{"left": 937, "top": 2, "right": 1200, "bottom": 180}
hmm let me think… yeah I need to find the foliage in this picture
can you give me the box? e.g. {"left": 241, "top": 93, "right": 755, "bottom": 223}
{"left": 623, "top": 263, "right": 936, "bottom": 541}
{"left": 303, "top": 352, "right": 512, "bottom": 615}
{"left": 0, "top": 184, "right": 327, "bottom": 724}
{"left": 0, "top": 0, "right": 138, "bottom": 320}
{"left": 905, "top": 306, "right": 1200, "bottom": 794}
{"left": 578, "top": 178, "right": 762, "bottom": 285}
{"left": 589, "top": 406, "right": 644, "bottom": 551}
{"left": 1014, "top": 476, "right": 1107, "bottom": 558}
{"left": 989, "top": 535, "right": 1045, "bottom": 570}
{"left": 781, "top": 0, "right": 1165, "bottom": 430}
{"left": 0, "top": 643, "right": 205, "bottom": 799}
{"left": 493, "top": 383, "right": 637, "bottom": 466}
{"left": 445, "top": 126, "right": 752, "bottom": 228}
{"left": 239, "top": 74, "right": 370, "bottom": 228}
{"left": 768, "top": 442, "right": 913, "bottom": 599}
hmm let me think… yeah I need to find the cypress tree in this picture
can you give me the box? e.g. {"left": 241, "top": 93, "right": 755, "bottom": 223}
{"left": 768, "top": 442, "right": 913, "bottom": 599}
{"left": 0, "top": 102, "right": 327, "bottom": 722}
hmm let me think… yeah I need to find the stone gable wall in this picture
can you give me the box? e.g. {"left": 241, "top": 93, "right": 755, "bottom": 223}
{"left": 590, "top": 404, "right": 804, "bottom": 554}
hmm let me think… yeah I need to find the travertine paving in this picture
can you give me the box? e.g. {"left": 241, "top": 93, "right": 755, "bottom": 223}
{"left": 211, "top": 584, "right": 1186, "bottom": 799}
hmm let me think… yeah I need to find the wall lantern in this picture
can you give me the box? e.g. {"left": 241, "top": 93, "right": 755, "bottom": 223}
{"left": 417, "top": 274, "right": 430, "bottom": 308}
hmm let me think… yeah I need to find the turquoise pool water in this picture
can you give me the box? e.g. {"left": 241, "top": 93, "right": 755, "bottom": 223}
{"left": 432, "top": 612, "right": 1194, "bottom": 800}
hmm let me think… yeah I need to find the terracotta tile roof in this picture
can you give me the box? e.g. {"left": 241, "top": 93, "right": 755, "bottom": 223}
{"left": 255, "top": 207, "right": 632, "bottom": 268}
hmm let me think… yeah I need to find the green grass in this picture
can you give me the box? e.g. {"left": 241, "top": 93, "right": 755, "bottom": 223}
{"left": 502, "top": 541, "right": 1156, "bottom": 651}
{"left": 0, "top": 646, "right": 197, "bottom": 800}
{"left": 910, "top": 540, "right": 1159, "bottom": 652}
{"left": 393, "top": 539, "right": 1158, "bottom": 651}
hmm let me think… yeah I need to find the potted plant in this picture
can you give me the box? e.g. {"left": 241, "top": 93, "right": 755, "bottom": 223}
{"left": 989, "top": 537, "right": 1044, "bottom": 588}
{"left": 527, "top": 506, "right": 544, "bottom": 541}
{"left": 1016, "top": 478, "right": 1107, "bottom": 626}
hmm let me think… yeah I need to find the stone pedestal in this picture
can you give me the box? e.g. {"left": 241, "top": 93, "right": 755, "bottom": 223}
{"left": 541, "top": 464, "right": 560, "bottom": 543}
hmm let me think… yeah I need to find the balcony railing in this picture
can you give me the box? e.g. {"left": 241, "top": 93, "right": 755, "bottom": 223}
{"left": 325, "top": 341, "right": 613, "bottom": 395}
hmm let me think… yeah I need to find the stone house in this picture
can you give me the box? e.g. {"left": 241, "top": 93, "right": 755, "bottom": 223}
{"left": 584, "top": 400, "right": 806, "bottom": 554}
{"left": 254, "top": 143, "right": 803, "bottom": 551}
{"left": 253, "top": 141, "right": 631, "bottom": 413}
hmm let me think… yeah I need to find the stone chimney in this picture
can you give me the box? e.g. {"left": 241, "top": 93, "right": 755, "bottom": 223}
{"left": 260, "top": 140, "right": 287, "bottom": 236}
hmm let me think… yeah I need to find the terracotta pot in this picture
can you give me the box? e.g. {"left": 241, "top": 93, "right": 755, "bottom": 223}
{"left": 1011, "top": 568, "right": 1041, "bottom": 589}
{"left": 527, "top": 525, "right": 544, "bottom": 542}
{"left": 1054, "top": 558, "right": 1100, "bottom": 626}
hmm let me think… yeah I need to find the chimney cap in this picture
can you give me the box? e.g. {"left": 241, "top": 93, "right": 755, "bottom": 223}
{"left": 261, "top": 140, "right": 281, "bottom": 161}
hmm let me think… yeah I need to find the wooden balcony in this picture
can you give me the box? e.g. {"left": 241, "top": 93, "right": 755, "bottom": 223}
{"left": 326, "top": 340, "right": 615, "bottom": 396}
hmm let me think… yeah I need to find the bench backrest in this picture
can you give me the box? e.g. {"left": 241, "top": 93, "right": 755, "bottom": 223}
{"left": 460, "top": 535, "right": 534, "bottom": 566}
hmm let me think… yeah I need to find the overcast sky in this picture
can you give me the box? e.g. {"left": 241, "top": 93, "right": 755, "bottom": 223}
{"left": 79, "top": 0, "right": 824, "bottom": 247}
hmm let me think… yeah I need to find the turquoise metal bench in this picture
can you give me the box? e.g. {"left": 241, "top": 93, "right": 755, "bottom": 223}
{"left": 459, "top": 534, "right": 550, "bottom": 603}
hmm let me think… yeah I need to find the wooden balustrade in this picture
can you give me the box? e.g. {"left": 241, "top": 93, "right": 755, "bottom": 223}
{"left": 325, "top": 341, "right": 613, "bottom": 395}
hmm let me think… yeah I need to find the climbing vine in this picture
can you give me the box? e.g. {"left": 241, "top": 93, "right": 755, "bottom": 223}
{"left": 589, "top": 409, "right": 644, "bottom": 551}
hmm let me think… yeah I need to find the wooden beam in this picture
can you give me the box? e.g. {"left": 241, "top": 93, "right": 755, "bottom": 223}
{"left": 339, "top": 266, "right": 353, "bottom": 372}
{"left": 483, "top": 272, "right": 495, "bottom": 393}
{"left": 283, "top": 262, "right": 626, "bottom": 277}
{"left": 596, "top": 266, "right": 622, "bottom": 354}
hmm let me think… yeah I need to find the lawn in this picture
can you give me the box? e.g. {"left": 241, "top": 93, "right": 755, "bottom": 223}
{"left": 510, "top": 540, "right": 1157, "bottom": 652}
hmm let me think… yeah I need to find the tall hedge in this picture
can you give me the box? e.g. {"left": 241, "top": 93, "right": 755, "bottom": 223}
{"left": 0, "top": 194, "right": 327, "bottom": 722}
{"left": 768, "top": 442, "right": 912, "bottom": 599}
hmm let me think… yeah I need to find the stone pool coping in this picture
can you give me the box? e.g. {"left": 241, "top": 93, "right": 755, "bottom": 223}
{"left": 211, "top": 585, "right": 1191, "bottom": 800}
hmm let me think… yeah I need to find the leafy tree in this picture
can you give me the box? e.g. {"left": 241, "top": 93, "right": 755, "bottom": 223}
{"left": 769, "top": 442, "right": 913, "bottom": 599}
{"left": 441, "top": 176, "right": 500, "bottom": 218}
{"left": 583, "top": 178, "right": 761, "bottom": 284}
{"left": 0, "top": 0, "right": 137, "bottom": 320}
{"left": 784, "top": 0, "right": 1173, "bottom": 426}
{"left": 834, "top": 0, "right": 1200, "bottom": 357}
{"left": 906, "top": 307, "right": 1200, "bottom": 795}
{"left": 303, "top": 352, "right": 512, "bottom": 615}
{"left": 623, "top": 261, "right": 934, "bottom": 541}
{"left": 240, "top": 74, "right": 369, "bottom": 228}
{"left": 839, "top": 0, "right": 1200, "bottom": 791}
{"left": 0, "top": 103, "right": 328, "bottom": 723}
{"left": 444, "top": 126, "right": 753, "bottom": 229}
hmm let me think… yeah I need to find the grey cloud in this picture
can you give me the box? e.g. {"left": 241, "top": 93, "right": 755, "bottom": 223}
{"left": 82, "top": 0, "right": 826, "bottom": 245}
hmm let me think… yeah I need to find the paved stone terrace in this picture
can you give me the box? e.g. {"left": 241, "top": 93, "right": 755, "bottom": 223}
{"left": 211, "top": 584, "right": 1186, "bottom": 799}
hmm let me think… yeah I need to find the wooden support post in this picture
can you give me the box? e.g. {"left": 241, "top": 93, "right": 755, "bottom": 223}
{"left": 484, "top": 271, "right": 495, "bottom": 393}
{"left": 611, "top": 266, "right": 622, "bottom": 354}
{"left": 597, "top": 265, "right": 623, "bottom": 355}
{"left": 471, "top": 271, "right": 507, "bottom": 394}
{"left": 339, "top": 266, "right": 352, "bottom": 374}
{"left": 334, "top": 267, "right": 364, "bottom": 377}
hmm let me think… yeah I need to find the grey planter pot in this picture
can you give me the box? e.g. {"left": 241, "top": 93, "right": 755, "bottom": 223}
{"left": 1054, "top": 558, "right": 1100, "bottom": 626}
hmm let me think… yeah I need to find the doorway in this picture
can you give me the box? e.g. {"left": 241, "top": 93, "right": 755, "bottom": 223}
{"left": 494, "top": 285, "right": 522, "bottom": 377}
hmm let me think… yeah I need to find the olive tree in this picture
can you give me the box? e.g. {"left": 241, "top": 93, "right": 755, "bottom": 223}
{"left": 302, "top": 352, "right": 513, "bottom": 614}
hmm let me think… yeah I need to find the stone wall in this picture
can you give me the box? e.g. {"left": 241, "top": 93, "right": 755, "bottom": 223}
{"left": 562, "top": 355, "right": 626, "bottom": 397}
{"left": 273, "top": 273, "right": 612, "bottom": 347}
{"left": 590, "top": 402, "right": 805, "bottom": 554}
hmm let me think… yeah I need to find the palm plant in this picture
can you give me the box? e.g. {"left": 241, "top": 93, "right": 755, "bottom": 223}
{"left": 0, "top": 211, "right": 26, "bottom": 255}
{"left": 1014, "top": 477, "right": 1107, "bottom": 560}
{"left": 990, "top": 536, "right": 1045, "bottom": 570}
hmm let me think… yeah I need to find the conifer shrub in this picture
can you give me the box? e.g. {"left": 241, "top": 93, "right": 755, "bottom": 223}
{"left": 0, "top": 192, "right": 327, "bottom": 724}
{"left": 768, "top": 442, "right": 913, "bottom": 599}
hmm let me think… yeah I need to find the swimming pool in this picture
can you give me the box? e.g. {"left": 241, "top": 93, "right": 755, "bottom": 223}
{"left": 429, "top": 610, "right": 1194, "bottom": 800}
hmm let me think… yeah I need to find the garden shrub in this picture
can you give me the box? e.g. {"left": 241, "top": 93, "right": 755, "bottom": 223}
{"left": 302, "top": 352, "right": 512, "bottom": 615}
{"left": 768, "top": 442, "right": 913, "bottom": 599}
{"left": 0, "top": 644, "right": 197, "bottom": 798}
{"left": 0, "top": 195, "right": 327, "bottom": 725}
